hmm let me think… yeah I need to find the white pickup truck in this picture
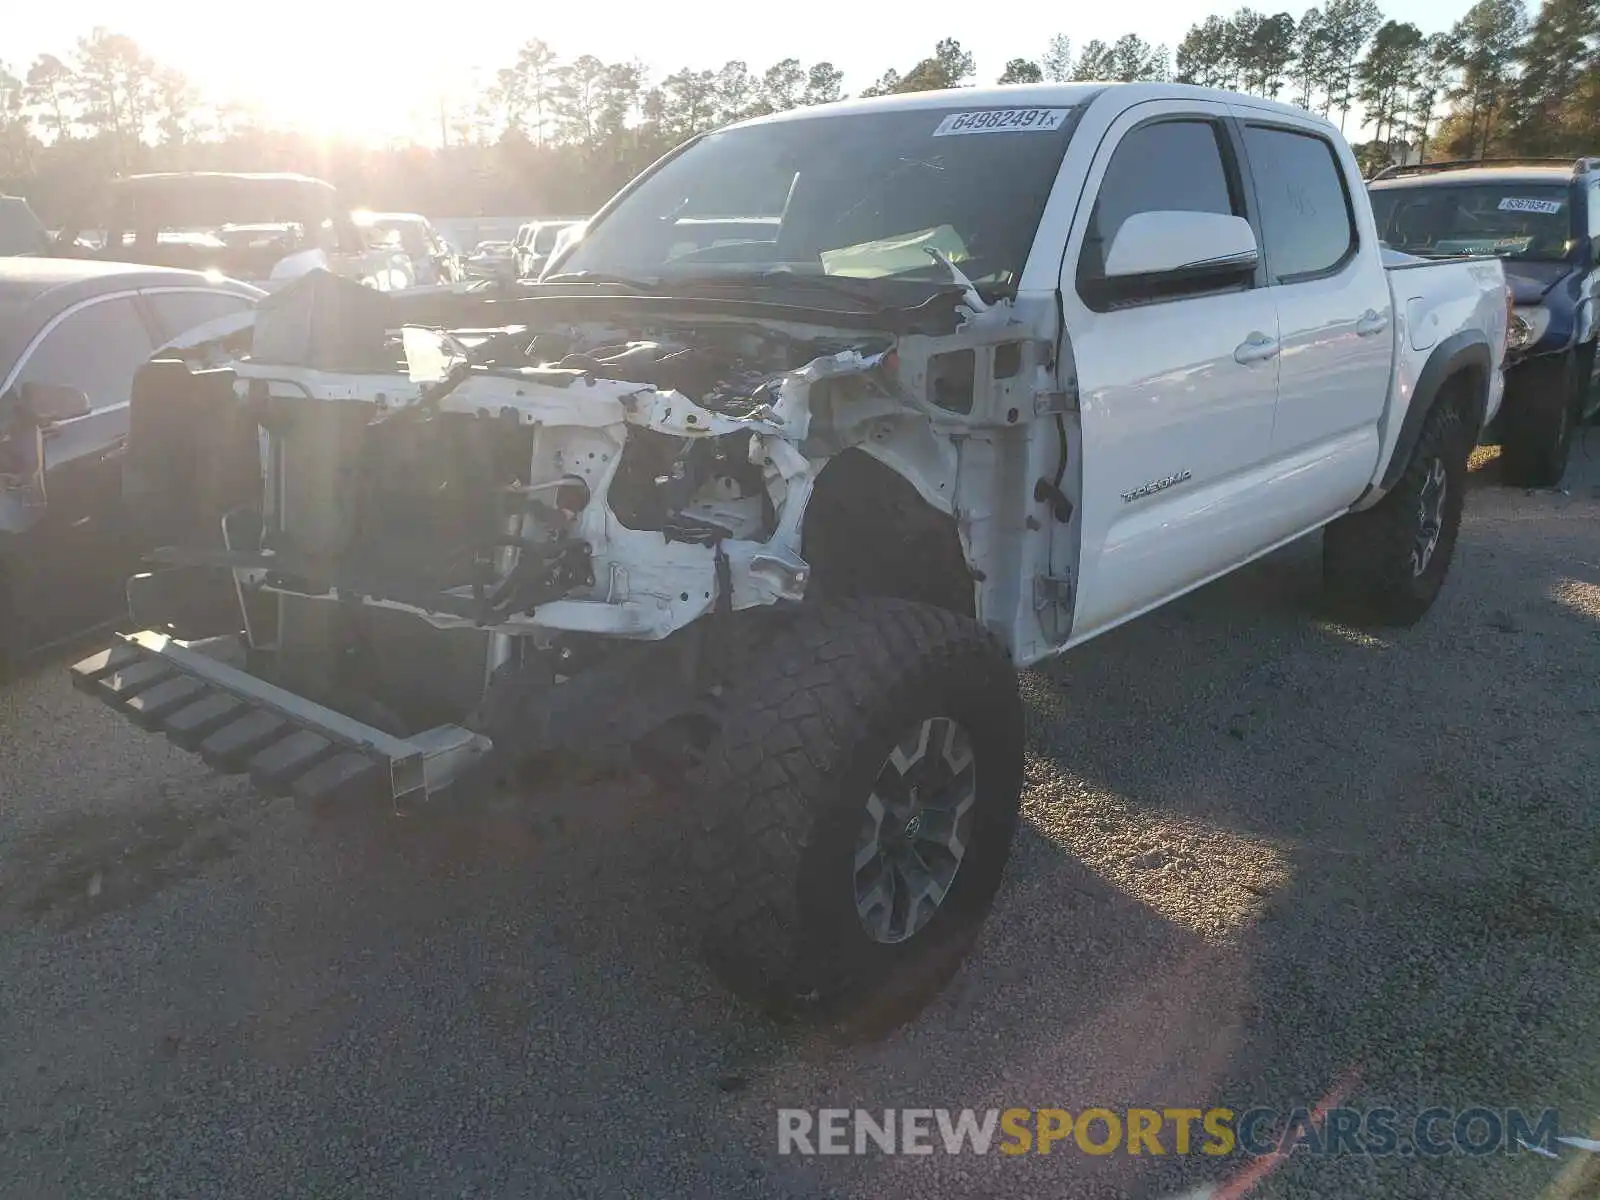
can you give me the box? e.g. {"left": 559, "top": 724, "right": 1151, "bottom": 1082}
{"left": 76, "top": 83, "right": 1507, "bottom": 1032}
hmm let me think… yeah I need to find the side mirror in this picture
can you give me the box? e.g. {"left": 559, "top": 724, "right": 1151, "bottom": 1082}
{"left": 18, "top": 381, "right": 91, "bottom": 423}
{"left": 1103, "top": 211, "right": 1260, "bottom": 280}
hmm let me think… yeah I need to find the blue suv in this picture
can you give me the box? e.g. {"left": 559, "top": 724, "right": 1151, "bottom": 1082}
{"left": 1370, "top": 157, "right": 1600, "bottom": 486}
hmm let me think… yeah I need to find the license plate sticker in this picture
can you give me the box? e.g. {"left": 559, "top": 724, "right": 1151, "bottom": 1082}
{"left": 932, "top": 108, "right": 1071, "bottom": 137}
{"left": 1498, "top": 196, "right": 1564, "bottom": 214}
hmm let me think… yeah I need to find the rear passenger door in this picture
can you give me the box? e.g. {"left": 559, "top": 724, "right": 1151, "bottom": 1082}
{"left": 1235, "top": 115, "right": 1395, "bottom": 507}
{"left": 1060, "top": 100, "right": 1282, "bottom": 641}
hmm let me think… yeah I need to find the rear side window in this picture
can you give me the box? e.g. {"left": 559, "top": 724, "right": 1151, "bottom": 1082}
{"left": 1243, "top": 126, "right": 1356, "bottom": 280}
{"left": 17, "top": 296, "right": 155, "bottom": 412}
{"left": 144, "top": 289, "right": 254, "bottom": 343}
{"left": 1078, "top": 119, "right": 1238, "bottom": 284}
{"left": 1589, "top": 182, "right": 1600, "bottom": 242}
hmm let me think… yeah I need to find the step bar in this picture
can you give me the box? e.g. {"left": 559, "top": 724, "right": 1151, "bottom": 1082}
{"left": 70, "top": 631, "right": 490, "bottom": 809}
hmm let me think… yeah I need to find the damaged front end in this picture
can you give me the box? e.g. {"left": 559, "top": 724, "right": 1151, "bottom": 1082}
{"left": 73, "top": 268, "right": 1052, "bottom": 807}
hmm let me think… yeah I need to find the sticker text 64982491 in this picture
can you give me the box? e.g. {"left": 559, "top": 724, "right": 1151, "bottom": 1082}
{"left": 932, "top": 108, "right": 1071, "bottom": 137}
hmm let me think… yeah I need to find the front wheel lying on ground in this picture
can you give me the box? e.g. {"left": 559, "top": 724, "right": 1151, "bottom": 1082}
{"left": 1322, "top": 398, "right": 1470, "bottom": 627}
{"left": 690, "top": 598, "right": 1024, "bottom": 1033}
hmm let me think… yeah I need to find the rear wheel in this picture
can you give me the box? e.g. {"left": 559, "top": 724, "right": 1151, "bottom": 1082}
{"left": 689, "top": 598, "right": 1023, "bottom": 1034}
{"left": 1502, "top": 350, "right": 1581, "bottom": 487}
{"left": 1323, "top": 399, "right": 1470, "bottom": 627}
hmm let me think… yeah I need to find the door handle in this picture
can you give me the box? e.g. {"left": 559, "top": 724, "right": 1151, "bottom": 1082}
{"left": 1233, "top": 332, "right": 1280, "bottom": 364}
{"left": 1356, "top": 308, "right": 1389, "bottom": 336}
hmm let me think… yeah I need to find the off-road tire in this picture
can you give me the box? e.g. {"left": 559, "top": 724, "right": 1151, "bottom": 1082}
{"left": 690, "top": 598, "right": 1024, "bottom": 1034}
{"left": 1502, "top": 350, "right": 1581, "bottom": 487}
{"left": 1323, "top": 399, "right": 1470, "bottom": 627}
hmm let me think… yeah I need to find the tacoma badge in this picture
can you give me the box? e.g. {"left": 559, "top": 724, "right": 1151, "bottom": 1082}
{"left": 1121, "top": 470, "right": 1192, "bottom": 504}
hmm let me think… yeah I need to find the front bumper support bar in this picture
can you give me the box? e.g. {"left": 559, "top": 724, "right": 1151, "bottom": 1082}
{"left": 69, "top": 631, "right": 490, "bottom": 808}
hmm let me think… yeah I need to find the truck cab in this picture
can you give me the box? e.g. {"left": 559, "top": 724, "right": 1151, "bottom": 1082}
{"left": 1370, "top": 157, "right": 1600, "bottom": 485}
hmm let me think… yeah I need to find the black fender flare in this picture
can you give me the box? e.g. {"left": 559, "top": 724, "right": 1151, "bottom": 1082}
{"left": 1378, "top": 330, "right": 1492, "bottom": 492}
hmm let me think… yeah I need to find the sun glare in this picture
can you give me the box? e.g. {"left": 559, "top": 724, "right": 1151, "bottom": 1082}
{"left": 95, "top": 1, "right": 521, "bottom": 144}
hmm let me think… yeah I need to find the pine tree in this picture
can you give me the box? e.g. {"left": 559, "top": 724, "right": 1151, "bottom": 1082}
{"left": 1443, "top": 0, "right": 1529, "bottom": 156}
{"left": 1510, "top": 0, "right": 1599, "bottom": 154}
{"left": 1358, "top": 20, "right": 1426, "bottom": 151}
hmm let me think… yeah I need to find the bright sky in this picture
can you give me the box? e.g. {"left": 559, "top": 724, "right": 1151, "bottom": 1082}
{"left": 13, "top": 0, "right": 1471, "bottom": 143}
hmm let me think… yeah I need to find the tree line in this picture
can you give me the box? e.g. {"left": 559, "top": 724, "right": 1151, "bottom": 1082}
{"left": 1162, "top": 0, "right": 1598, "bottom": 167}
{"left": 1, "top": 0, "right": 1596, "bottom": 225}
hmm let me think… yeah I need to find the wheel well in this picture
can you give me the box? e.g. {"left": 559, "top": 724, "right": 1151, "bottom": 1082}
{"left": 1382, "top": 338, "right": 1493, "bottom": 493}
{"left": 1440, "top": 362, "right": 1487, "bottom": 440}
{"left": 800, "top": 449, "right": 975, "bottom": 618}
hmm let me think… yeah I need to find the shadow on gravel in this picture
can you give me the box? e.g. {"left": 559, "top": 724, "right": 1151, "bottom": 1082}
{"left": 2, "top": 432, "right": 1597, "bottom": 1200}
{"left": 1019, "top": 428, "right": 1600, "bottom": 1198}
{"left": 0, "top": 792, "right": 240, "bottom": 932}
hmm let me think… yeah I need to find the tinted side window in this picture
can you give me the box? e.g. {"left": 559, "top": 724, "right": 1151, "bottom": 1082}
{"left": 1589, "top": 182, "right": 1600, "bottom": 242}
{"left": 17, "top": 297, "right": 154, "bottom": 412}
{"left": 1242, "top": 126, "right": 1356, "bottom": 280}
{"left": 1079, "top": 119, "right": 1237, "bottom": 283}
{"left": 145, "top": 289, "right": 254, "bottom": 343}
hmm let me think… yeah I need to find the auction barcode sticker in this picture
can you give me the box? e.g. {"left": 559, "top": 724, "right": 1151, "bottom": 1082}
{"left": 1498, "top": 196, "right": 1564, "bottom": 214}
{"left": 932, "top": 108, "right": 1071, "bottom": 136}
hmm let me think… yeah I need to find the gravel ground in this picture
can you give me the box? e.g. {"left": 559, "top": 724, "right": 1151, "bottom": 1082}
{"left": 1, "top": 433, "right": 1597, "bottom": 1200}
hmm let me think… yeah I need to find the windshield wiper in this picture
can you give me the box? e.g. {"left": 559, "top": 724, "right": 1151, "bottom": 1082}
{"left": 662, "top": 269, "right": 949, "bottom": 314}
{"left": 922, "top": 248, "right": 989, "bottom": 315}
{"left": 538, "top": 270, "right": 660, "bottom": 291}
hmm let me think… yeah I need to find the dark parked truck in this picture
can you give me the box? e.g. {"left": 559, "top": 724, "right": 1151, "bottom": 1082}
{"left": 72, "top": 83, "right": 1506, "bottom": 1031}
{"left": 1370, "top": 157, "right": 1600, "bottom": 486}
{"left": 50, "top": 172, "right": 413, "bottom": 293}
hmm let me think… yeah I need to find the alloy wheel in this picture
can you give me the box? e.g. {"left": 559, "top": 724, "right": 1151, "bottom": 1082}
{"left": 852, "top": 716, "right": 978, "bottom": 945}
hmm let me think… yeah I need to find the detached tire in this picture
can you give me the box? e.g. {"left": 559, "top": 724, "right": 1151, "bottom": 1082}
{"left": 691, "top": 598, "right": 1023, "bottom": 1034}
{"left": 1502, "top": 350, "right": 1581, "bottom": 487}
{"left": 1323, "top": 399, "right": 1469, "bottom": 627}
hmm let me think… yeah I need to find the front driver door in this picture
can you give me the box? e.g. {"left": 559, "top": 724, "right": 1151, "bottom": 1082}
{"left": 1058, "top": 101, "right": 1282, "bottom": 643}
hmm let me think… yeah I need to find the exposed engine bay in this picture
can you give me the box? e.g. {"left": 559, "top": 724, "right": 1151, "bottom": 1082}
{"left": 240, "top": 307, "right": 906, "bottom": 639}
{"left": 123, "top": 269, "right": 1068, "bottom": 754}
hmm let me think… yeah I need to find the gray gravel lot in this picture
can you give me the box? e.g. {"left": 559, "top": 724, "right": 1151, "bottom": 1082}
{"left": 1, "top": 434, "right": 1597, "bottom": 1200}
